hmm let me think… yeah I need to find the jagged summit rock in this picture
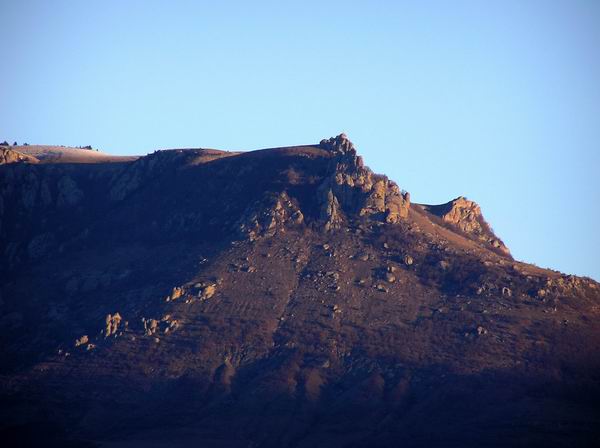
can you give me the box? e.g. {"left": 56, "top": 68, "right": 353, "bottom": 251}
{"left": 320, "top": 132, "right": 356, "bottom": 155}
{"left": 317, "top": 133, "right": 411, "bottom": 230}
{"left": 0, "top": 135, "right": 598, "bottom": 447}
{"left": 422, "top": 196, "right": 510, "bottom": 255}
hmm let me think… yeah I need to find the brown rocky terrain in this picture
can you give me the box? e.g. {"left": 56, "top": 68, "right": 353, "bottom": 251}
{"left": 0, "top": 134, "right": 599, "bottom": 447}
{"left": 4, "top": 145, "right": 138, "bottom": 165}
{"left": 0, "top": 147, "right": 39, "bottom": 165}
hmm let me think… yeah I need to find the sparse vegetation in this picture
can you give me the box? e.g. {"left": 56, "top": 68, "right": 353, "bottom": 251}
{"left": 0, "top": 134, "right": 598, "bottom": 447}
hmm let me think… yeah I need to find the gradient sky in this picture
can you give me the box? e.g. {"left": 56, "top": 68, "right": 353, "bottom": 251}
{"left": 1, "top": 0, "right": 599, "bottom": 279}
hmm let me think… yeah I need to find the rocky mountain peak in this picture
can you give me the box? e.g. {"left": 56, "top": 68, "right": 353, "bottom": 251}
{"left": 422, "top": 196, "right": 510, "bottom": 256}
{"left": 317, "top": 134, "right": 410, "bottom": 230}
{"left": 319, "top": 132, "right": 356, "bottom": 156}
{"left": 0, "top": 136, "right": 598, "bottom": 448}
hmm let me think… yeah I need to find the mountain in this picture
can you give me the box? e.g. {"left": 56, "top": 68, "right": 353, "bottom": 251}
{"left": 1, "top": 135, "right": 599, "bottom": 447}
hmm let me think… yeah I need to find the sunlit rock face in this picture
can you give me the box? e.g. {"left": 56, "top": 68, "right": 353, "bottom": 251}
{"left": 318, "top": 133, "right": 410, "bottom": 230}
{"left": 422, "top": 196, "right": 510, "bottom": 256}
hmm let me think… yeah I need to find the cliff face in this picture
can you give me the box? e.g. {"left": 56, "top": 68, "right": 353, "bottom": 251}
{"left": 317, "top": 134, "right": 410, "bottom": 230}
{"left": 0, "top": 135, "right": 599, "bottom": 448}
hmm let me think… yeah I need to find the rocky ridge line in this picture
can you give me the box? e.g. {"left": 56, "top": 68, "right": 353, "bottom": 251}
{"left": 423, "top": 196, "right": 510, "bottom": 255}
{"left": 317, "top": 133, "right": 410, "bottom": 230}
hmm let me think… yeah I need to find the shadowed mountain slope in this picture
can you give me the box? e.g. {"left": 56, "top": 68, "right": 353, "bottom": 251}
{"left": 0, "top": 135, "right": 598, "bottom": 447}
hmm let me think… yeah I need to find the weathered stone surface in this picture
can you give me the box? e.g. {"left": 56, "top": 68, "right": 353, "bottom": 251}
{"left": 385, "top": 184, "right": 410, "bottom": 223}
{"left": 236, "top": 191, "right": 304, "bottom": 240}
{"left": 105, "top": 313, "right": 122, "bottom": 337}
{"left": 318, "top": 134, "right": 410, "bottom": 230}
{"left": 168, "top": 286, "right": 184, "bottom": 302}
{"left": 199, "top": 284, "right": 216, "bottom": 300}
{"left": 320, "top": 189, "right": 343, "bottom": 231}
{"left": 423, "top": 196, "right": 510, "bottom": 255}
{"left": 143, "top": 318, "right": 159, "bottom": 336}
{"left": 143, "top": 315, "right": 179, "bottom": 336}
{"left": 74, "top": 335, "right": 89, "bottom": 347}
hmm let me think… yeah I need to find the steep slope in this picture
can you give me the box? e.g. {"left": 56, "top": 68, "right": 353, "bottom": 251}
{"left": 421, "top": 196, "right": 510, "bottom": 256}
{"left": 0, "top": 135, "right": 598, "bottom": 448}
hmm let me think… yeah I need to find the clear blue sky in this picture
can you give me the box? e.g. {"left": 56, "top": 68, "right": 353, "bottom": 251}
{"left": 1, "top": 0, "right": 599, "bottom": 279}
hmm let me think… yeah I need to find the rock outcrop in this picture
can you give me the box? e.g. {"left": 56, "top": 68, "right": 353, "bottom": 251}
{"left": 320, "top": 189, "right": 343, "bottom": 231}
{"left": 423, "top": 196, "right": 510, "bottom": 255}
{"left": 143, "top": 318, "right": 159, "bottom": 336}
{"left": 198, "top": 283, "right": 216, "bottom": 300}
{"left": 142, "top": 315, "right": 179, "bottom": 336}
{"left": 0, "top": 148, "right": 38, "bottom": 165}
{"left": 104, "top": 313, "right": 122, "bottom": 337}
{"left": 318, "top": 134, "right": 410, "bottom": 229}
{"left": 236, "top": 191, "right": 304, "bottom": 241}
{"left": 74, "top": 335, "right": 89, "bottom": 347}
{"left": 166, "top": 286, "right": 184, "bottom": 302}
